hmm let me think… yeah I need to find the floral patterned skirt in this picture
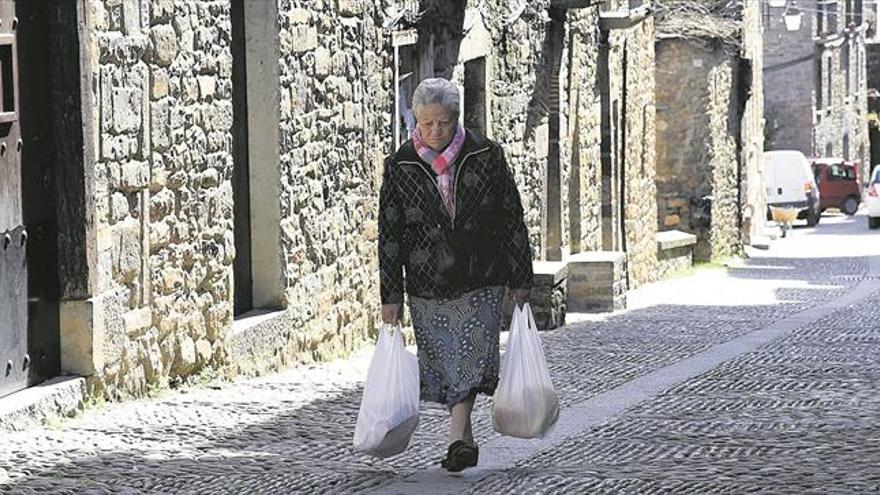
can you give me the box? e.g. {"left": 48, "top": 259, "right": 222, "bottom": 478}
{"left": 408, "top": 285, "right": 505, "bottom": 407}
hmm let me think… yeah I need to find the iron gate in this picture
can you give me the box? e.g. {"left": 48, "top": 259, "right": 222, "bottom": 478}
{"left": 0, "top": 0, "right": 26, "bottom": 398}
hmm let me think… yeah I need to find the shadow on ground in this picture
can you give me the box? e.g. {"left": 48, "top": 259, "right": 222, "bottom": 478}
{"left": 1, "top": 255, "right": 870, "bottom": 494}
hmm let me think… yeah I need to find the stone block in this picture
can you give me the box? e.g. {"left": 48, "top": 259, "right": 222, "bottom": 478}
{"left": 122, "top": 0, "right": 140, "bottom": 35}
{"left": 289, "top": 8, "right": 311, "bottom": 24}
{"left": 342, "top": 102, "right": 360, "bottom": 130}
{"left": 120, "top": 160, "right": 149, "bottom": 191}
{"left": 123, "top": 307, "right": 152, "bottom": 336}
{"left": 173, "top": 335, "right": 197, "bottom": 374}
{"left": 151, "top": 0, "right": 174, "bottom": 23}
{"left": 314, "top": 47, "right": 331, "bottom": 79}
{"left": 289, "top": 25, "right": 318, "bottom": 53}
{"left": 113, "top": 219, "right": 141, "bottom": 284}
{"left": 567, "top": 251, "right": 627, "bottom": 313}
{"left": 150, "top": 221, "right": 172, "bottom": 251}
{"left": 150, "top": 24, "right": 178, "bottom": 66}
{"left": 110, "top": 193, "right": 129, "bottom": 223}
{"left": 112, "top": 87, "right": 141, "bottom": 134}
{"left": 338, "top": 0, "right": 363, "bottom": 16}
{"left": 151, "top": 69, "right": 169, "bottom": 99}
{"left": 197, "top": 75, "right": 216, "bottom": 100}
{"left": 530, "top": 261, "right": 568, "bottom": 330}
{"left": 60, "top": 298, "right": 105, "bottom": 375}
{"left": 195, "top": 339, "right": 213, "bottom": 365}
{"left": 656, "top": 229, "right": 697, "bottom": 251}
{"left": 663, "top": 214, "right": 680, "bottom": 227}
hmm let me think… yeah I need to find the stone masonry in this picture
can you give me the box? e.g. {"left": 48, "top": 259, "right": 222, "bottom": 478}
{"left": 56, "top": 0, "right": 643, "bottom": 397}
{"left": 656, "top": 2, "right": 765, "bottom": 262}
{"left": 77, "top": 0, "right": 235, "bottom": 398}
{"left": 764, "top": 0, "right": 870, "bottom": 179}
{"left": 31, "top": 0, "right": 758, "bottom": 400}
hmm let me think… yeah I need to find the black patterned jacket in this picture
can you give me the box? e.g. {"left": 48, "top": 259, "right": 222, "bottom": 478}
{"left": 379, "top": 129, "right": 534, "bottom": 304}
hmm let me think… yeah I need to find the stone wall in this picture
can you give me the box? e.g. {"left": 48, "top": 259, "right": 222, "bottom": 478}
{"left": 270, "top": 0, "right": 396, "bottom": 367}
{"left": 565, "top": 8, "right": 603, "bottom": 254}
{"left": 740, "top": 1, "right": 766, "bottom": 246}
{"left": 814, "top": 32, "right": 871, "bottom": 179}
{"left": 764, "top": 0, "right": 870, "bottom": 179}
{"left": 481, "top": 2, "right": 554, "bottom": 260}
{"left": 618, "top": 17, "right": 659, "bottom": 287}
{"left": 763, "top": 0, "right": 815, "bottom": 154}
{"left": 62, "top": 0, "right": 672, "bottom": 396}
{"left": 81, "top": 0, "right": 235, "bottom": 398}
{"left": 656, "top": 40, "right": 731, "bottom": 261}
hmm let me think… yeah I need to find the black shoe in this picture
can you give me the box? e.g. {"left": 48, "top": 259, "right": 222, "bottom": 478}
{"left": 440, "top": 440, "right": 479, "bottom": 472}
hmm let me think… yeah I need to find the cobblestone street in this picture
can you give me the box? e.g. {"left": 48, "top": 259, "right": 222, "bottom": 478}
{"left": 2, "top": 213, "right": 880, "bottom": 494}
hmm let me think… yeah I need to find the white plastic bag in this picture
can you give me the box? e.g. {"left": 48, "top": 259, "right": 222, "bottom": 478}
{"left": 492, "top": 303, "right": 559, "bottom": 439}
{"left": 353, "top": 324, "right": 420, "bottom": 458}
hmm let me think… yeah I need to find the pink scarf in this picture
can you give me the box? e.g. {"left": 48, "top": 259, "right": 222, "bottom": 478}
{"left": 412, "top": 125, "right": 466, "bottom": 218}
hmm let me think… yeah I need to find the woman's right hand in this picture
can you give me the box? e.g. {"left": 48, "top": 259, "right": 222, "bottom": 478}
{"left": 381, "top": 303, "right": 401, "bottom": 324}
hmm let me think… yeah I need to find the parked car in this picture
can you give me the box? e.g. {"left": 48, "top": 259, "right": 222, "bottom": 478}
{"left": 866, "top": 165, "right": 880, "bottom": 229}
{"left": 764, "top": 150, "right": 821, "bottom": 226}
{"left": 810, "top": 158, "right": 862, "bottom": 216}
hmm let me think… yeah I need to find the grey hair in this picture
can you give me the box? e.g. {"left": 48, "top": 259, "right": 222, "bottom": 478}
{"left": 412, "top": 78, "right": 460, "bottom": 121}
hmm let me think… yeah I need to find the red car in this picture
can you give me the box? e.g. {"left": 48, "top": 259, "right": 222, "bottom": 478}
{"left": 810, "top": 158, "right": 862, "bottom": 216}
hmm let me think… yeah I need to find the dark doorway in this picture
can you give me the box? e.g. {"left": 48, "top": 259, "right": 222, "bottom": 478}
{"left": 542, "top": 14, "right": 565, "bottom": 262}
{"left": 463, "top": 57, "right": 487, "bottom": 136}
{"left": 619, "top": 44, "right": 628, "bottom": 256}
{"left": 4, "top": 0, "right": 83, "bottom": 397}
{"left": 0, "top": 0, "right": 26, "bottom": 397}
{"left": 231, "top": 0, "right": 253, "bottom": 316}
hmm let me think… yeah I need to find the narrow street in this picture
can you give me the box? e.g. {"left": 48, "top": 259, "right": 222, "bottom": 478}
{"left": 2, "top": 212, "right": 879, "bottom": 494}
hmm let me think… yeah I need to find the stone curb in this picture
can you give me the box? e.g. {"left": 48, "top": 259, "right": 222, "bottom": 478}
{"left": 0, "top": 376, "right": 87, "bottom": 432}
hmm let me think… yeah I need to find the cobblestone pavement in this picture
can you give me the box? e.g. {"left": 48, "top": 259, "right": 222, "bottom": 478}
{"left": 2, "top": 213, "right": 879, "bottom": 494}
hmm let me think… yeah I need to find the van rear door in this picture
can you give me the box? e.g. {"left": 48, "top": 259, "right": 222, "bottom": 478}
{"left": 766, "top": 151, "right": 810, "bottom": 206}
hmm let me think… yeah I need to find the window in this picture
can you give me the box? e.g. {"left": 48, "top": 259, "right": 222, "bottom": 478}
{"left": 816, "top": 57, "right": 823, "bottom": 110}
{"left": 827, "top": 0, "right": 839, "bottom": 32}
{"left": 827, "top": 56, "right": 833, "bottom": 106}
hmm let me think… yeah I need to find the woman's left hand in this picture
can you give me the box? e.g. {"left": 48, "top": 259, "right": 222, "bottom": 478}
{"left": 510, "top": 288, "right": 531, "bottom": 307}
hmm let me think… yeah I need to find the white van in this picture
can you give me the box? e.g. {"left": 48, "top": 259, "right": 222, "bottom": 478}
{"left": 764, "top": 150, "right": 821, "bottom": 226}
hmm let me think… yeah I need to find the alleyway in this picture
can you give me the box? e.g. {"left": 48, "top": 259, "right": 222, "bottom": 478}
{"left": 2, "top": 212, "right": 880, "bottom": 494}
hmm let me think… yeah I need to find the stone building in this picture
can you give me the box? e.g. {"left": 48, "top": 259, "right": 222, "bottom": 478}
{"left": 655, "top": 1, "right": 766, "bottom": 262}
{"left": 2, "top": 0, "right": 667, "bottom": 401}
{"left": 764, "top": 0, "right": 870, "bottom": 179}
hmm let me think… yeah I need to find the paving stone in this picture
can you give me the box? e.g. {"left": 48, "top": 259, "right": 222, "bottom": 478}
{"left": 1, "top": 216, "right": 878, "bottom": 493}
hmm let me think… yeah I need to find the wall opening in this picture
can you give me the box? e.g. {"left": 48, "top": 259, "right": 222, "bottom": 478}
{"left": 544, "top": 17, "right": 564, "bottom": 261}
{"left": 15, "top": 1, "right": 94, "bottom": 387}
{"left": 569, "top": 92, "right": 582, "bottom": 253}
{"left": 231, "top": 0, "right": 285, "bottom": 314}
{"left": 230, "top": 0, "right": 252, "bottom": 316}
{"left": 463, "top": 57, "right": 487, "bottom": 136}
{"left": 619, "top": 44, "right": 628, "bottom": 256}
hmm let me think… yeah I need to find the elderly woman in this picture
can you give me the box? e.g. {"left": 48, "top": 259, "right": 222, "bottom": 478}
{"left": 378, "top": 77, "right": 533, "bottom": 472}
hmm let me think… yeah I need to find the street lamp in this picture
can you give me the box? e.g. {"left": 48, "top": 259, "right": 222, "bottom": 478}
{"left": 784, "top": 0, "right": 803, "bottom": 31}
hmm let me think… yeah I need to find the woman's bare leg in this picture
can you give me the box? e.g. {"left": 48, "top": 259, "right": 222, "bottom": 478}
{"left": 449, "top": 394, "right": 476, "bottom": 445}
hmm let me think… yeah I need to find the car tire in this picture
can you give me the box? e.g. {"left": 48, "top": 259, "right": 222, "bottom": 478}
{"left": 870, "top": 216, "right": 880, "bottom": 229}
{"left": 842, "top": 196, "right": 859, "bottom": 216}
